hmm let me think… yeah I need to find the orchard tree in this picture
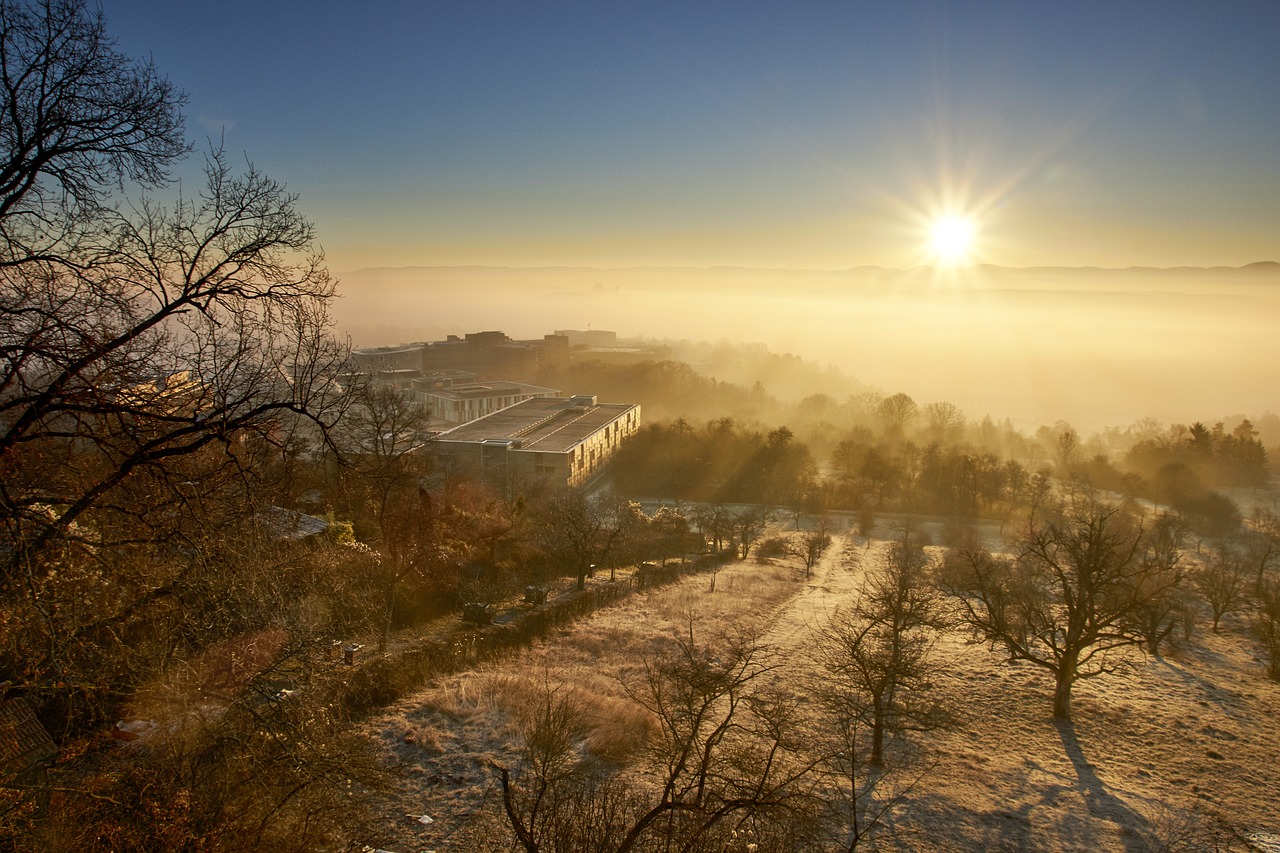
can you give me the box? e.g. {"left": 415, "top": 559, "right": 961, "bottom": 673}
{"left": 733, "top": 503, "right": 774, "bottom": 559}
{"left": 692, "top": 501, "right": 733, "bottom": 554}
{"left": 530, "top": 489, "right": 629, "bottom": 590}
{"left": 818, "top": 527, "right": 946, "bottom": 766}
{"left": 1244, "top": 508, "right": 1280, "bottom": 593}
{"left": 813, "top": 527, "right": 947, "bottom": 851}
{"left": 1193, "top": 543, "right": 1250, "bottom": 633}
{"left": 1125, "top": 512, "right": 1190, "bottom": 655}
{"left": 1255, "top": 572, "right": 1280, "bottom": 681}
{"left": 942, "top": 501, "right": 1171, "bottom": 720}
{"left": 789, "top": 517, "right": 831, "bottom": 579}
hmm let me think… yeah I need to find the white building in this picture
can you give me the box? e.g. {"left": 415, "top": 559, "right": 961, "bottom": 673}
{"left": 434, "top": 395, "right": 640, "bottom": 488}
{"left": 415, "top": 380, "right": 560, "bottom": 424}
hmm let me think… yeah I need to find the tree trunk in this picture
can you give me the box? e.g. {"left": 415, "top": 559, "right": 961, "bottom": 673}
{"left": 870, "top": 703, "right": 885, "bottom": 765}
{"left": 380, "top": 584, "right": 395, "bottom": 653}
{"left": 576, "top": 572, "right": 586, "bottom": 591}
{"left": 1052, "top": 669, "right": 1073, "bottom": 720}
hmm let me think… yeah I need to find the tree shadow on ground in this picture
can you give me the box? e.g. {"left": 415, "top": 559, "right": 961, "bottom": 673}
{"left": 1055, "top": 718, "right": 1151, "bottom": 852}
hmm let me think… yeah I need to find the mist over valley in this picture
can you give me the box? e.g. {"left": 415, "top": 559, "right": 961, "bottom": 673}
{"left": 336, "top": 262, "right": 1280, "bottom": 432}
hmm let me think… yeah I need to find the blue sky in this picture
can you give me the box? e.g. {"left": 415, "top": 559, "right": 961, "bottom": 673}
{"left": 104, "top": 1, "right": 1280, "bottom": 272}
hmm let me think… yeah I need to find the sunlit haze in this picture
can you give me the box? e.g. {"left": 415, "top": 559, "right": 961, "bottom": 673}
{"left": 102, "top": 1, "right": 1280, "bottom": 429}
{"left": 11, "top": 5, "right": 1280, "bottom": 842}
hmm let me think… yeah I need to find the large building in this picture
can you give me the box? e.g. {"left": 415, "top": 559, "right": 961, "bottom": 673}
{"left": 419, "top": 331, "right": 569, "bottom": 381}
{"left": 433, "top": 395, "right": 640, "bottom": 488}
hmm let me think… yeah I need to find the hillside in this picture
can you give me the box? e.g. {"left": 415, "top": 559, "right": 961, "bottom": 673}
{"left": 357, "top": 521, "right": 1280, "bottom": 852}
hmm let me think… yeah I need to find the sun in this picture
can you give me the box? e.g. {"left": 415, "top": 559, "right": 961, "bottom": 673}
{"left": 929, "top": 215, "right": 976, "bottom": 265}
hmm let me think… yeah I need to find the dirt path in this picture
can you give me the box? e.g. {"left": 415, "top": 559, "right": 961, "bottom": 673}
{"left": 752, "top": 531, "right": 867, "bottom": 673}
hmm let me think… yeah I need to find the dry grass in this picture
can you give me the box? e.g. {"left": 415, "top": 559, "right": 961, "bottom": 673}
{"left": 875, "top": 593, "right": 1280, "bottom": 852}
{"left": 357, "top": 527, "right": 1280, "bottom": 852}
{"left": 360, "top": 546, "right": 806, "bottom": 852}
{"left": 583, "top": 694, "right": 655, "bottom": 763}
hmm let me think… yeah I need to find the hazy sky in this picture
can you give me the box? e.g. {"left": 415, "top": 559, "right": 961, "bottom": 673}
{"left": 105, "top": 2, "right": 1280, "bottom": 272}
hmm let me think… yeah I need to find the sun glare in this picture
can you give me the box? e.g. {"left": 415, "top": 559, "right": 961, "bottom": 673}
{"left": 929, "top": 215, "right": 975, "bottom": 265}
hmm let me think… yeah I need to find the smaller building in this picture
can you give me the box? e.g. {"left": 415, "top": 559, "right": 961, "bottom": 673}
{"left": 434, "top": 395, "right": 640, "bottom": 488}
{"left": 374, "top": 368, "right": 422, "bottom": 389}
{"left": 416, "top": 380, "right": 560, "bottom": 424}
{"left": 350, "top": 343, "right": 427, "bottom": 374}
{"left": 419, "top": 331, "right": 569, "bottom": 382}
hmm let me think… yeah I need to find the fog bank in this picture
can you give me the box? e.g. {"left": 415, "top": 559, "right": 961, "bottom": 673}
{"left": 333, "top": 264, "right": 1280, "bottom": 432}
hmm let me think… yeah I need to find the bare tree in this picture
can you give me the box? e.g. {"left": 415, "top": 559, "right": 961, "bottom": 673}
{"left": 788, "top": 517, "right": 831, "bottom": 579}
{"left": 809, "top": 527, "right": 947, "bottom": 851}
{"left": 649, "top": 505, "right": 694, "bottom": 566}
{"left": 331, "top": 383, "right": 433, "bottom": 530}
{"left": 531, "top": 489, "right": 625, "bottom": 591}
{"left": 818, "top": 526, "right": 946, "bottom": 766}
{"left": 0, "top": 0, "right": 348, "bottom": 727}
{"left": 0, "top": 0, "right": 188, "bottom": 259}
{"left": 1244, "top": 507, "right": 1280, "bottom": 593}
{"left": 0, "top": 0, "right": 348, "bottom": 557}
{"left": 1255, "top": 572, "right": 1280, "bottom": 682}
{"left": 733, "top": 503, "right": 774, "bottom": 560}
{"left": 0, "top": 147, "right": 349, "bottom": 560}
{"left": 496, "top": 626, "right": 824, "bottom": 853}
{"left": 1193, "top": 542, "right": 1250, "bottom": 633}
{"left": 1125, "top": 512, "right": 1190, "bottom": 655}
{"left": 876, "top": 393, "right": 917, "bottom": 439}
{"left": 496, "top": 680, "right": 599, "bottom": 853}
{"left": 922, "top": 400, "right": 965, "bottom": 443}
{"left": 691, "top": 501, "right": 733, "bottom": 554}
{"left": 942, "top": 501, "right": 1163, "bottom": 720}
{"left": 1052, "top": 424, "right": 1080, "bottom": 474}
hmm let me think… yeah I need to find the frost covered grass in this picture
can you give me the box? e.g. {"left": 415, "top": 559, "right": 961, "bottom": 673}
{"left": 360, "top": 526, "right": 1280, "bottom": 852}
{"left": 361, "top": 547, "right": 807, "bottom": 851}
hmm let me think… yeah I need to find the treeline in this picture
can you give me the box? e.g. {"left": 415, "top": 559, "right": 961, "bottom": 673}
{"left": 611, "top": 419, "right": 817, "bottom": 506}
{"left": 613, "top": 417, "right": 1051, "bottom": 520}
{"left": 537, "top": 357, "right": 776, "bottom": 423}
{"left": 612, "top": 409, "right": 1270, "bottom": 537}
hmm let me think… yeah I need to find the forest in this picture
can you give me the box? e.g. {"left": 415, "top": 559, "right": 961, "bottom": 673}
{"left": 2, "top": 3, "right": 1279, "bottom": 851}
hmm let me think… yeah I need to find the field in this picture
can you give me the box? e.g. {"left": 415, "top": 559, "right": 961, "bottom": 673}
{"left": 358, "top": 522, "right": 1280, "bottom": 852}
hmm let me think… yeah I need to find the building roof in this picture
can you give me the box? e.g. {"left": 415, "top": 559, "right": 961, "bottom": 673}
{"left": 424, "top": 381, "right": 557, "bottom": 402}
{"left": 0, "top": 697, "right": 56, "bottom": 778}
{"left": 351, "top": 343, "right": 426, "bottom": 356}
{"left": 437, "top": 396, "right": 636, "bottom": 453}
{"left": 255, "top": 507, "right": 330, "bottom": 541}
